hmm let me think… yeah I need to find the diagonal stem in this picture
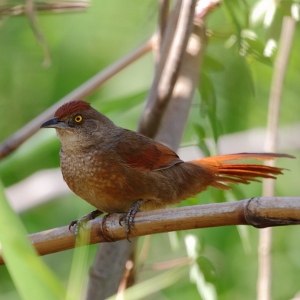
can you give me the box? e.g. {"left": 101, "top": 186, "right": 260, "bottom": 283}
{"left": 0, "top": 37, "right": 153, "bottom": 160}
{"left": 137, "top": 0, "right": 197, "bottom": 137}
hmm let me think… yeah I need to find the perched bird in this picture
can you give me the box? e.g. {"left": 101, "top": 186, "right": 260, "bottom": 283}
{"left": 41, "top": 100, "right": 293, "bottom": 235}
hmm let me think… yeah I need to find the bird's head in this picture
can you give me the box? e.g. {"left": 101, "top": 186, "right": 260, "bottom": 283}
{"left": 41, "top": 100, "right": 116, "bottom": 150}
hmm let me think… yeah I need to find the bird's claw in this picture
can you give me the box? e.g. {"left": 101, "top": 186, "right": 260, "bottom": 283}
{"left": 69, "top": 219, "right": 83, "bottom": 236}
{"left": 119, "top": 199, "right": 144, "bottom": 240}
{"left": 119, "top": 212, "right": 134, "bottom": 238}
{"left": 69, "top": 209, "right": 102, "bottom": 236}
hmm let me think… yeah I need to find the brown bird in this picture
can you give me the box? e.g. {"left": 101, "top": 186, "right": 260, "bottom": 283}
{"left": 41, "top": 100, "right": 294, "bottom": 235}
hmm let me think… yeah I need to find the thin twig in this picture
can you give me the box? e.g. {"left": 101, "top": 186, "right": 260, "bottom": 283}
{"left": 0, "top": 1, "right": 90, "bottom": 16}
{"left": 0, "top": 197, "right": 299, "bottom": 266}
{"left": 0, "top": 37, "right": 153, "bottom": 160}
{"left": 25, "top": 0, "right": 51, "bottom": 66}
{"left": 258, "top": 16, "right": 296, "bottom": 300}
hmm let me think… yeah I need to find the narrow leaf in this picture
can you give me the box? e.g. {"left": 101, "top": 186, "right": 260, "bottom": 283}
{"left": 0, "top": 179, "right": 65, "bottom": 300}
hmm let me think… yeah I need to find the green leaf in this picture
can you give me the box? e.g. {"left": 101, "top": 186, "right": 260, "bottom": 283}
{"left": 203, "top": 55, "right": 225, "bottom": 73}
{"left": 196, "top": 256, "right": 217, "bottom": 284}
{"left": 193, "top": 124, "right": 211, "bottom": 157}
{"left": 222, "top": 0, "right": 249, "bottom": 36}
{"left": 0, "top": 180, "right": 65, "bottom": 300}
{"left": 241, "top": 33, "right": 273, "bottom": 65}
{"left": 184, "top": 234, "right": 217, "bottom": 300}
{"left": 66, "top": 228, "right": 91, "bottom": 300}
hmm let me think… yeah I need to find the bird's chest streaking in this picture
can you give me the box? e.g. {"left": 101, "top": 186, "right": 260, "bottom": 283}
{"left": 59, "top": 149, "right": 134, "bottom": 213}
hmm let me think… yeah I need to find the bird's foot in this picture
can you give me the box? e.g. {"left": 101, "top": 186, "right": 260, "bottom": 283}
{"left": 69, "top": 209, "right": 103, "bottom": 236}
{"left": 119, "top": 199, "right": 144, "bottom": 239}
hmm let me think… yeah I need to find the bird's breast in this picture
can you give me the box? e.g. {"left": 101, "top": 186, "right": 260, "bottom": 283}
{"left": 59, "top": 150, "right": 134, "bottom": 212}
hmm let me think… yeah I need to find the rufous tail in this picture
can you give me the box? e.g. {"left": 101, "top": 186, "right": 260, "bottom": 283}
{"left": 191, "top": 153, "right": 294, "bottom": 190}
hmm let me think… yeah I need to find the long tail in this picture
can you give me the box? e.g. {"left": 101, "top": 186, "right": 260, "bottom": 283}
{"left": 190, "top": 153, "right": 294, "bottom": 190}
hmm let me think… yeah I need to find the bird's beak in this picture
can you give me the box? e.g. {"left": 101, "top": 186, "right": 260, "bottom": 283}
{"left": 40, "top": 117, "right": 69, "bottom": 129}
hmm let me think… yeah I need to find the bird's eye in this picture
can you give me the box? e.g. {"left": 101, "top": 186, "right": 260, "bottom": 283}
{"left": 74, "top": 115, "right": 83, "bottom": 123}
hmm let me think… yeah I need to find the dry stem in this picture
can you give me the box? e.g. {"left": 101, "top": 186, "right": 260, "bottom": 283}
{"left": 0, "top": 197, "right": 299, "bottom": 266}
{"left": 137, "top": 0, "right": 197, "bottom": 137}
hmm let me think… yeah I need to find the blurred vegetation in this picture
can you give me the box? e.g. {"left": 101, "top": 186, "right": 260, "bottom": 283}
{"left": 0, "top": 0, "right": 299, "bottom": 299}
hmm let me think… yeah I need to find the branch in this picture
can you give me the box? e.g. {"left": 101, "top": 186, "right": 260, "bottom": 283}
{"left": 137, "top": 0, "right": 196, "bottom": 137}
{"left": 0, "top": 1, "right": 90, "bottom": 16}
{"left": 0, "top": 37, "right": 153, "bottom": 160}
{"left": 155, "top": 18, "right": 206, "bottom": 149}
{"left": 157, "top": 0, "right": 170, "bottom": 56}
{"left": 0, "top": 197, "right": 299, "bottom": 266}
{"left": 87, "top": 239, "right": 135, "bottom": 299}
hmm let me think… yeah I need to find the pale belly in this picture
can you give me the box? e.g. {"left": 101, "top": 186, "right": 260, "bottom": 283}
{"left": 60, "top": 151, "right": 140, "bottom": 213}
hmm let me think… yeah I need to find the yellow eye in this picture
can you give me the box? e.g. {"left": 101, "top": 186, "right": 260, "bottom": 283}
{"left": 74, "top": 115, "right": 83, "bottom": 123}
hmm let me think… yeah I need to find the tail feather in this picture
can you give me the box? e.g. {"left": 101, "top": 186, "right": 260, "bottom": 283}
{"left": 219, "top": 165, "right": 283, "bottom": 178}
{"left": 190, "top": 152, "right": 294, "bottom": 190}
{"left": 199, "top": 152, "right": 294, "bottom": 163}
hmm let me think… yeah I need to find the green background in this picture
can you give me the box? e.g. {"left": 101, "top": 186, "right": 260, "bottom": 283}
{"left": 0, "top": 1, "right": 299, "bottom": 299}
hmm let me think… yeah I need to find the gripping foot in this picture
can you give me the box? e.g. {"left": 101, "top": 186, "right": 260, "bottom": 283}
{"left": 119, "top": 199, "right": 144, "bottom": 239}
{"left": 69, "top": 209, "right": 103, "bottom": 236}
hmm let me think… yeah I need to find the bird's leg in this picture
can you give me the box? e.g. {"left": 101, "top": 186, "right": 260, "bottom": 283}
{"left": 69, "top": 209, "right": 103, "bottom": 236}
{"left": 119, "top": 199, "right": 144, "bottom": 237}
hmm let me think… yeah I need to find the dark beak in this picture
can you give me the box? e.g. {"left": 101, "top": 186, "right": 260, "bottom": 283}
{"left": 40, "top": 117, "right": 68, "bottom": 129}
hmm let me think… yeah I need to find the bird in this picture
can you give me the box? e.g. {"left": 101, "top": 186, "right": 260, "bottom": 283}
{"left": 40, "top": 100, "right": 294, "bottom": 236}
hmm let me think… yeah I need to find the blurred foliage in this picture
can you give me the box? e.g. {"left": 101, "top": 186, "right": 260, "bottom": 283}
{"left": 0, "top": 0, "right": 299, "bottom": 299}
{"left": 0, "top": 179, "right": 66, "bottom": 299}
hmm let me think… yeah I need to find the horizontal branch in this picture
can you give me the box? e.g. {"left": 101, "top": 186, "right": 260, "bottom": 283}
{"left": 1, "top": 197, "right": 299, "bottom": 265}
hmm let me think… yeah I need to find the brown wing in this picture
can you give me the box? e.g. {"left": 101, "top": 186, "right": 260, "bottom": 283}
{"left": 116, "top": 130, "right": 183, "bottom": 172}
